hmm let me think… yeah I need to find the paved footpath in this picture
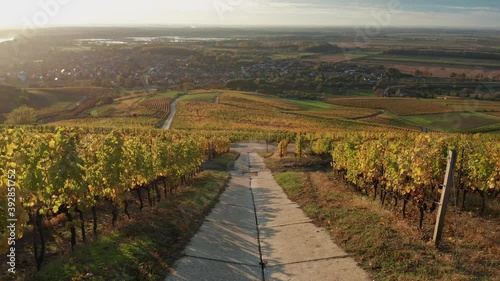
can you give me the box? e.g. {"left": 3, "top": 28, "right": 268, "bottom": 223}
{"left": 166, "top": 143, "right": 370, "bottom": 281}
{"left": 161, "top": 96, "right": 181, "bottom": 130}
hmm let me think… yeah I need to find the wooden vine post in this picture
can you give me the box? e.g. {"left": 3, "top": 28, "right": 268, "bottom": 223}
{"left": 433, "top": 150, "right": 457, "bottom": 246}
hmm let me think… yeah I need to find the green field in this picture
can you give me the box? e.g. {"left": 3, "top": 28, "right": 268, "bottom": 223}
{"left": 403, "top": 112, "right": 500, "bottom": 132}
{"left": 147, "top": 90, "right": 182, "bottom": 100}
{"left": 180, "top": 93, "right": 218, "bottom": 103}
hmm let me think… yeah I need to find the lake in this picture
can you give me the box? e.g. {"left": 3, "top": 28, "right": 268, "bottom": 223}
{"left": 0, "top": 38, "right": 14, "bottom": 43}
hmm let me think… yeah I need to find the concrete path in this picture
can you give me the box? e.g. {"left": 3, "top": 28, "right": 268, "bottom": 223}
{"left": 161, "top": 96, "right": 181, "bottom": 130}
{"left": 166, "top": 143, "right": 370, "bottom": 281}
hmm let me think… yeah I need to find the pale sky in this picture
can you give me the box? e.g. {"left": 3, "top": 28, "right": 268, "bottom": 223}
{"left": 0, "top": 0, "right": 499, "bottom": 29}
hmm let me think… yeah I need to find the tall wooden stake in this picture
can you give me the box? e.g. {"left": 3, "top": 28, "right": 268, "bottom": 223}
{"left": 433, "top": 150, "right": 457, "bottom": 246}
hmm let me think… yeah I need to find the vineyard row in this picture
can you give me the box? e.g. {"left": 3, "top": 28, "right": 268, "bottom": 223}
{"left": 291, "top": 132, "right": 499, "bottom": 227}
{"left": 0, "top": 127, "right": 230, "bottom": 270}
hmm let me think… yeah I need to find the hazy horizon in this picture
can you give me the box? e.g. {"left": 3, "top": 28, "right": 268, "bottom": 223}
{"left": 0, "top": 0, "right": 499, "bottom": 31}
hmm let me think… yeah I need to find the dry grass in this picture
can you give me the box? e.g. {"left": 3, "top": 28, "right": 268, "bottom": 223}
{"left": 316, "top": 172, "right": 497, "bottom": 280}
{"left": 267, "top": 156, "right": 500, "bottom": 281}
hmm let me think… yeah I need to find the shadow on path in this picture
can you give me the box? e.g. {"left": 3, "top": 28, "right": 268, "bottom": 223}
{"left": 165, "top": 143, "right": 369, "bottom": 281}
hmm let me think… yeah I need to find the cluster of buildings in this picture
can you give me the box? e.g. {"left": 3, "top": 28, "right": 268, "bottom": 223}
{"left": 0, "top": 46, "right": 387, "bottom": 90}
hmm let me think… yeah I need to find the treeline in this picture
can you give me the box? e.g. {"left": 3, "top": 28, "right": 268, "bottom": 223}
{"left": 0, "top": 85, "right": 26, "bottom": 114}
{"left": 384, "top": 49, "right": 500, "bottom": 60}
{"left": 234, "top": 41, "right": 341, "bottom": 53}
{"left": 298, "top": 42, "right": 341, "bottom": 53}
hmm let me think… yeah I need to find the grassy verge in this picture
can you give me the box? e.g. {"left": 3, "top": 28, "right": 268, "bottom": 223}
{"left": 32, "top": 170, "right": 229, "bottom": 281}
{"left": 273, "top": 172, "right": 304, "bottom": 197}
{"left": 270, "top": 165, "right": 499, "bottom": 281}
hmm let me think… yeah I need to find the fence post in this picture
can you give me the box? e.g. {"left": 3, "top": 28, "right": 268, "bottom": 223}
{"left": 433, "top": 150, "right": 457, "bottom": 246}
